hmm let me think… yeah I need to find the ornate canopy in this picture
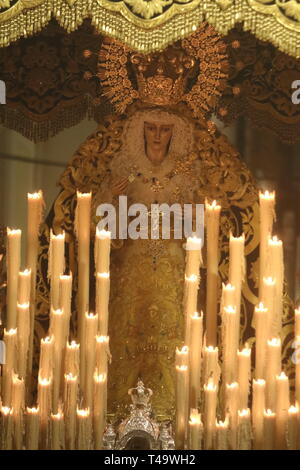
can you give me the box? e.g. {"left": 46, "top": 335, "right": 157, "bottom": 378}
{"left": 0, "top": 1, "right": 300, "bottom": 58}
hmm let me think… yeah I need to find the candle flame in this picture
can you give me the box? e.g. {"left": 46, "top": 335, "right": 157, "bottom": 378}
{"left": 223, "top": 305, "right": 236, "bottom": 314}
{"left": 295, "top": 308, "right": 300, "bottom": 315}
{"left": 176, "top": 365, "right": 188, "bottom": 372}
{"left": 264, "top": 409, "right": 275, "bottom": 417}
{"left": 238, "top": 346, "right": 251, "bottom": 357}
{"left": 7, "top": 228, "right": 21, "bottom": 236}
{"left": 27, "top": 407, "right": 39, "bottom": 414}
{"left": 205, "top": 199, "right": 221, "bottom": 210}
{"left": 17, "top": 302, "right": 30, "bottom": 309}
{"left": 229, "top": 232, "right": 245, "bottom": 242}
{"left": 97, "top": 272, "right": 110, "bottom": 279}
{"left": 253, "top": 379, "right": 266, "bottom": 387}
{"left": 189, "top": 409, "right": 202, "bottom": 425}
{"left": 263, "top": 276, "right": 276, "bottom": 285}
{"left": 216, "top": 416, "right": 229, "bottom": 428}
{"left": 96, "top": 335, "right": 109, "bottom": 344}
{"left": 259, "top": 190, "right": 275, "bottom": 200}
{"left": 42, "top": 336, "right": 53, "bottom": 345}
{"left": 191, "top": 311, "right": 203, "bottom": 320}
{"left": 38, "top": 377, "right": 51, "bottom": 386}
{"left": 1, "top": 406, "right": 12, "bottom": 416}
{"left": 185, "top": 274, "right": 198, "bottom": 282}
{"left": 288, "top": 404, "right": 299, "bottom": 415}
{"left": 19, "top": 268, "right": 31, "bottom": 276}
{"left": 28, "top": 191, "right": 43, "bottom": 200}
{"left": 50, "top": 230, "right": 65, "bottom": 240}
{"left": 277, "top": 371, "right": 288, "bottom": 381}
{"left": 94, "top": 372, "right": 107, "bottom": 383}
{"left": 205, "top": 345, "right": 218, "bottom": 353}
{"left": 85, "top": 312, "right": 98, "bottom": 320}
{"left": 60, "top": 273, "right": 72, "bottom": 281}
{"left": 267, "top": 338, "right": 281, "bottom": 347}
{"left": 223, "top": 283, "right": 235, "bottom": 292}
{"left": 255, "top": 302, "right": 268, "bottom": 313}
{"left": 76, "top": 407, "right": 90, "bottom": 418}
{"left": 96, "top": 228, "right": 111, "bottom": 239}
{"left": 4, "top": 328, "right": 17, "bottom": 336}
{"left": 76, "top": 191, "right": 92, "bottom": 199}
{"left": 238, "top": 409, "right": 250, "bottom": 418}
{"left": 51, "top": 411, "right": 64, "bottom": 420}
{"left": 176, "top": 345, "right": 189, "bottom": 355}
{"left": 204, "top": 379, "right": 217, "bottom": 392}
{"left": 67, "top": 340, "right": 79, "bottom": 349}
{"left": 226, "top": 382, "right": 239, "bottom": 390}
{"left": 64, "top": 373, "right": 78, "bottom": 382}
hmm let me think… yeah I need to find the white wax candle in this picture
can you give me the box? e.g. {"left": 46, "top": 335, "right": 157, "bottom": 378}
{"left": 221, "top": 283, "right": 236, "bottom": 310}
{"left": 237, "top": 409, "right": 252, "bottom": 450}
{"left": 6, "top": 228, "right": 21, "bottom": 329}
{"left": 263, "top": 409, "right": 276, "bottom": 450}
{"left": 261, "top": 276, "right": 276, "bottom": 338}
{"left": 225, "top": 382, "right": 239, "bottom": 450}
{"left": 93, "top": 372, "right": 107, "bottom": 450}
{"left": 228, "top": 233, "right": 245, "bottom": 323}
{"left": 51, "top": 410, "right": 64, "bottom": 450}
{"left": 203, "top": 345, "right": 220, "bottom": 385}
{"left": 48, "top": 230, "right": 65, "bottom": 310}
{"left": 1, "top": 406, "right": 13, "bottom": 449}
{"left": 11, "top": 374, "right": 25, "bottom": 449}
{"left": 65, "top": 340, "right": 80, "bottom": 377}
{"left": 189, "top": 312, "right": 203, "bottom": 410}
{"left": 18, "top": 269, "right": 31, "bottom": 305}
{"left": 222, "top": 305, "right": 239, "bottom": 385}
{"left": 64, "top": 373, "right": 78, "bottom": 450}
{"left": 254, "top": 302, "right": 268, "bottom": 379}
{"left": 203, "top": 379, "right": 217, "bottom": 450}
{"left": 84, "top": 313, "right": 98, "bottom": 410}
{"left": 76, "top": 407, "right": 91, "bottom": 450}
{"left": 185, "top": 236, "right": 202, "bottom": 278}
{"left": 237, "top": 345, "right": 251, "bottom": 410}
{"left": 287, "top": 404, "right": 299, "bottom": 450}
{"left": 59, "top": 273, "right": 72, "bottom": 344}
{"left": 26, "top": 407, "right": 39, "bottom": 450}
{"left": 183, "top": 274, "right": 199, "bottom": 345}
{"left": 189, "top": 408, "right": 203, "bottom": 450}
{"left": 16, "top": 302, "right": 30, "bottom": 378}
{"left": 266, "top": 236, "right": 283, "bottom": 337}
{"left": 27, "top": 191, "right": 44, "bottom": 377}
{"left": 266, "top": 338, "right": 281, "bottom": 410}
{"left": 95, "top": 229, "right": 111, "bottom": 273}
{"left": 252, "top": 379, "right": 266, "bottom": 450}
{"left": 176, "top": 345, "right": 189, "bottom": 368}
{"left": 95, "top": 336, "right": 110, "bottom": 376}
{"left": 215, "top": 416, "right": 229, "bottom": 450}
{"left": 175, "top": 365, "right": 189, "bottom": 449}
{"left": 96, "top": 272, "right": 110, "bottom": 336}
{"left": 205, "top": 200, "right": 221, "bottom": 347}
{"left": 49, "top": 308, "right": 65, "bottom": 413}
{"left": 39, "top": 336, "right": 54, "bottom": 383}
{"left": 38, "top": 377, "right": 52, "bottom": 449}
{"left": 3, "top": 328, "right": 17, "bottom": 406}
{"left": 275, "top": 372, "right": 289, "bottom": 450}
{"left": 259, "top": 190, "right": 275, "bottom": 297}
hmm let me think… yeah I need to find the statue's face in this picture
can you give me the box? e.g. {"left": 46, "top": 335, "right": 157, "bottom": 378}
{"left": 144, "top": 121, "right": 173, "bottom": 164}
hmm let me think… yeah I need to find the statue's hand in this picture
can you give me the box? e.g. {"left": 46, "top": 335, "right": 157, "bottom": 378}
{"left": 112, "top": 177, "right": 129, "bottom": 196}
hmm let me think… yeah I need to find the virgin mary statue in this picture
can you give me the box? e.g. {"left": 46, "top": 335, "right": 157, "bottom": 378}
{"left": 35, "top": 27, "right": 294, "bottom": 421}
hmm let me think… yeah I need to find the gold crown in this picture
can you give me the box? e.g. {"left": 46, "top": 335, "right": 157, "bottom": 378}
{"left": 136, "top": 73, "right": 186, "bottom": 106}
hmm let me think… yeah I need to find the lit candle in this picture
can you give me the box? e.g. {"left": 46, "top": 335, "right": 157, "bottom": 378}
{"left": 185, "top": 236, "right": 202, "bottom": 278}
{"left": 237, "top": 409, "right": 251, "bottom": 450}
{"left": 183, "top": 274, "right": 199, "bottom": 345}
{"left": 38, "top": 377, "right": 52, "bottom": 449}
{"left": 252, "top": 379, "right": 266, "bottom": 450}
{"left": 237, "top": 345, "right": 251, "bottom": 410}
{"left": 39, "top": 336, "right": 54, "bottom": 383}
{"left": 261, "top": 276, "right": 276, "bottom": 338}
{"left": 287, "top": 404, "right": 299, "bottom": 450}
{"left": 65, "top": 340, "right": 80, "bottom": 377}
{"left": 203, "top": 378, "right": 217, "bottom": 450}
{"left": 76, "top": 192, "right": 91, "bottom": 391}
{"left": 189, "top": 408, "right": 203, "bottom": 450}
{"left": 48, "top": 230, "right": 65, "bottom": 310}
{"left": 93, "top": 372, "right": 107, "bottom": 450}
{"left": 225, "top": 382, "right": 239, "bottom": 450}
{"left": 16, "top": 302, "right": 30, "bottom": 378}
{"left": 96, "top": 272, "right": 110, "bottom": 336}
{"left": 51, "top": 409, "right": 64, "bottom": 450}
{"left": 254, "top": 302, "right": 268, "bottom": 379}
{"left": 25, "top": 407, "right": 39, "bottom": 450}
{"left": 95, "top": 228, "right": 111, "bottom": 273}
{"left": 27, "top": 191, "right": 44, "bottom": 378}
{"left": 205, "top": 200, "right": 221, "bottom": 347}
{"left": 175, "top": 365, "right": 189, "bottom": 450}
{"left": 95, "top": 336, "right": 110, "bottom": 376}
{"left": 203, "top": 345, "right": 220, "bottom": 385}
{"left": 3, "top": 328, "right": 17, "bottom": 406}
{"left": 259, "top": 190, "right": 275, "bottom": 297}
{"left": 176, "top": 345, "right": 189, "bottom": 367}
{"left": 18, "top": 269, "right": 31, "bottom": 304}
{"left": 49, "top": 308, "right": 65, "bottom": 413}
{"left": 59, "top": 273, "right": 72, "bottom": 344}
{"left": 11, "top": 374, "right": 25, "bottom": 450}
{"left": 266, "top": 338, "right": 281, "bottom": 410}
{"left": 228, "top": 233, "right": 245, "bottom": 325}
{"left": 0, "top": 406, "right": 13, "bottom": 449}
{"left": 266, "top": 236, "right": 283, "bottom": 337}
{"left": 222, "top": 305, "right": 238, "bottom": 385}
{"left": 189, "top": 312, "right": 203, "bottom": 410}
{"left": 221, "top": 283, "right": 236, "bottom": 311}
{"left": 263, "top": 409, "right": 276, "bottom": 450}
{"left": 6, "top": 228, "right": 21, "bottom": 329}
{"left": 215, "top": 416, "right": 229, "bottom": 450}
{"left": 84, "top": 313, "right": 98, "bottom": 410}
{"left": 275, "top": 372, "right": 289, "bottom": 450}
{"left": 64, "top": 373, "right": 78, "bottom": 450}
{"left": 76, "top": 407, "right": 91, "bottom": 450}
